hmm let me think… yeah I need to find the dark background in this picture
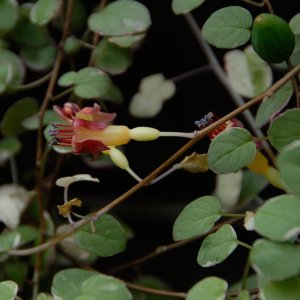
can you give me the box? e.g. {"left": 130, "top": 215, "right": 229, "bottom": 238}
{"left": 1, "top": 0, "right": 299, "bottom": 294}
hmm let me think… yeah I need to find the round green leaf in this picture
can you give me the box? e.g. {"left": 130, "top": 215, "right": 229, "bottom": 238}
{"left": 255, "top": 194, "right": 300, "bottom": 241}
{"left": 64, "top": 36, "right": 81, "bottom": 55}
{"left": 73, "top": 214, "right": 127, "bottom": 257}
{"left": 277, "top": 140, "right": 300, "bottom": 194}
{"left": 101, "top": 82, "right": 123, "bottom": 104}
{"left": 173, "top": 196, "right": 222, "bottom": 241}
{"left": 1, "top": 97, "right": 39, "bottom": 136}
{"left": 88, "top": 0, "right": 151, "bottom": 36}
{"left": 30, "top": 0, "right": 62, "bottom": 26}
{"left": 20, "top": 43, "right": 56, "bottom": 71}
{"left": 186, "top": 277, "right": 228, "bottom": 300}
{"left": 261, "top": 276, "right": 300, "bottom": 300}
{"left": 0, "top": 0, "right": 18, "bottom": 36}
{"left": 58, "top": 71, "right": 77, "bottom": 86}
{"left": 36, "top": 293, "right": 53, "bottom": 300}
{"left": 250, "top": 239, "right": 300, "bottom": 281}
{"left": 235, "top": 290, "right": 250, "bottom": 300}
{"left": 197, "top": 224, "right": 238, "bottom": 267}
{"left": 268, "top": 108, "right": 300, "bottom": 151}
{"left": 80, "top": 274, "right": 132, "bottom": 300}
{"left": 9, "top": 3, "right": 49, "bottom": 46}
{"left": 224, "top": 46, "right": 272, "bottom": 98}
{"left": 172, "top": 0, "right": 205, "bottom": 15}
{"left": 0, "top": 280, "right": 18, "bottom": 300}
{"left": 108, "top": 33, "right": 145, "bottom": 48}
{"left": 255, "top": 82, "right": 293, "bottom": 127}
{"left": 0, "top": 49, "right": 25, "bottom": 85}
{"left": 202, "top": 6, "right": 253, "bottom": 49}
{"left": 0, "top": 230, "right": 19, "bottom": 251}
{"left": 0, "top": 137, "right": 21, "bottom": 155}
{"left": 74, "top": 67, "right": 112, "bottom": 99}
{"left": 290, "top": 13, "right": 300, "bottom": 35}
{"left": 0, "top": 61, "right": 13, "bottom": 93}
{"left": 208, "top": 128, "right": 256, "bottom": 174}
{"left": 51, "top": 268, "right": 96, "bottom": 300}
{"left": 93, "top": 38, "right": 132, "bottom": 74}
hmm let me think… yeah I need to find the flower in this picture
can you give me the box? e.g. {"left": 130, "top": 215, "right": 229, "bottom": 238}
{"left": 50, "top": 103, "right": 130, "bottom": 158}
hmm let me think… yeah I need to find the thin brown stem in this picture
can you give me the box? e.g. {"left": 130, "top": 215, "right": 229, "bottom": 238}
{"left": 33, "top": 0, "right": 74, "bottom": 297}
{"left": 286, "top": 58, "right": 300, "bottom": 107}
{"left": 126, "top": 281, "right": 186, "bottom": 298}
{"left": 263, "top": 0, "right": 274, "bottom": 14}
{"left": 8, "top": 62, "right": 300, "bottom": 257}
{"left": 109, "top": 217, "right": 241, "bottom": 274}
{"left": 238, "top": 0, "right": 264, "bottom": 8}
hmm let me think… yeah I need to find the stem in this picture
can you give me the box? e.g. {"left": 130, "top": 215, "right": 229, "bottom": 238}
{"left": 108, "top": 217, "right": 241, "bottom": 274}
{"left": 150, "top": 164, "right": 180, "bottom": 185}
{"left": 51, "top": 87, "right": 74, "bottom": 101}
{"left": 241, "top": 254, "right": 252, "bottom": 290}
{"left": 9, "top": 155, "right": 18, "bottom": 184}
{"left": 286, "top": 58, "right": 300, "bottom": 107}
{"left": 238, "top": 0, "right": 264, "bottom": 8}
{"left": 238, "top": 241, "right": 252, "bottom": 250}
{"left": 33, "top": 0, "right": 74, "bottom": 297}
{"left": 183, "top": 13, "right": 276, "bottom": 162}
{"left": 171, "top": 65, "right": 211, "bottom": 83}
{"left": 8, "top": 62, "right": 300, "bottom": 257}
{"left": 264, "top": 0, "right": 274, "bottom": 13}
{"left": 78, "top": 40, "right": 97, "bottom": 50}
{"left": 126, "top": 282, "right": 186, "bottom": 298}
{"left": 10, "top": 72, "right": 52, "bottom": 91}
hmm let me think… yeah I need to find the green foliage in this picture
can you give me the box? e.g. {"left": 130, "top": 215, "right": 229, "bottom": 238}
{"left": 197, "top": 224, "right": 238, "bottom": 267}
{"left": 0, "top": 0, "right": 18, "bottom": 36}
{"left": 0, "top": 137, "right": 21, "bottom": 155}
{"left": 202, "top": 6, "right": 252, "bottom": 49}
{"left": 0, "top": 280, "right": 18, "bottom": 300}
{"left": 73, "top": 214, "right": 127, "bottom": 257}
{"left": 208, "top": 128, "right": 256, "bottom": 173}
{"left": 172, "top": 0, "right": 205, "bottom": 15}
{"left": 254, "top": 195, "right": 300, "bottom": 241}
{"left": 173, "top": 196, "right": 221, "bottom": 241}
{"left": 186, "top": 277, "right": 228, "bottom": 300}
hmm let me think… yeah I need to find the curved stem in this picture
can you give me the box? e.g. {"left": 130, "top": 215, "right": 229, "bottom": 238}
{"left": 238, "top": 241, "right": 252, "bottom": 250}
{"left": 8, "top": 62, "right": 300, "bottom": 257}
{"left": 171, "top": 65, "right": 211, "bottom": 83}
{"left": 238, "top": 0, "right": 264, "bottom": 7}
{"left": 241, "top": 254, "right": 252, "bottom": 290}
{"left": 10, "top": 72, "right": 52, "bottom": 91}
{"left": 51, "top": 87, "right": 74, "bottom": 101}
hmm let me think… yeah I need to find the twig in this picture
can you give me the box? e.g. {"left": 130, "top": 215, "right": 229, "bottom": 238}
{"left": 8, "top": 62, "right": 300, "bottom": 257}
{"left": 9, "top": 155, "right": 18, "bottom": 184}
{"left": 237, "top": 0, "right": 264, "bottom": 8}
{"left": 33, "top": 0, "right": 74, "bottom": 297}
{"left": 263, "top": 0, "right": 274, "bottom": 14}
{"left": 51, "top": 87, "right": 74, "bottom": 102}
{"left": 183, "top": 13, "right": 276, "bottom": 162}
{"left": 126, "top": 281, "right": 186, "bottom": 298}
{"left": 10, "top": 72, "right": 52, "bottom": 91}
{"left": 108, "top": 217, "right": 241, "bottom": 274}
{"left": 171, "top": 65, "right": 211, "bottom": 83}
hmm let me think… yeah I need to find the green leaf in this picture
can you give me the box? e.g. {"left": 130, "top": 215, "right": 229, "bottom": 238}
{"left": 58, "top": 71, "right": 77, "bottom": 86}
{"left": 51, "top": 268, "right": 96, "bottom": 300}
{"left": 208, "top": 128, "right": 256, "bottom": 173}
{"left": 235, "top": 290, "right": 250, "bottom": 300}
{"left": 58, "top": 67, "right": 112, "bottom": 99}
{"left": 73, "top": 214, "right": 127, "bottom": 257}
{"left": 173, "top": 196, "right": 222, "bottom": 241}
{"left": 255, "top": 194, "right": 300, "bottom": 241}
{"left": 93, "top": 38, "right": 132, "bottom": 74}
{"left": 290, "top": 13, "right": 300, "bottom": 35}
{"left": 0, "top": 61, "right": 12, "bottom": 93}
{"left": 36, "top": 293, "right": 54, "bottom": 300}
{"left": 197, "top": 224, "right": 238, "bottom": 267}
{"left": 0, "top": 281, "right": 18, "bottom": 300}
{"left": 0, "top": 137, "right": 21, "bottom": 155}
{"left": 224, "top": 45, "right": 272, "bottom": 98}
{"left": 101, "top": 82, "right": 124, "bottom": 104}
{"left": 255, "top": 82, "right": 293, "bottom": 127}
{"left": 133, "top": 275, "right": 176, "bottom": 300}
{"left": 88, "top": 0, "right": 151, "bottom": 36}
{"left": 20, "top": 43, "right": 56, "bottom": 71}
{"left": 30, "top": 0, "right": 62, "bottom": 26}
{"left": 1, "top": 259, "right": 28, "bottom": 288}
{"left": 129, "top": 73, "right": 176, "bottom": 118}
{"left": 202, "top": 6, "right": 252, "bottom": 49}
{"left": 186, "top": 277, "right": 228, "bottom": 300}
{"left": 261, "top": 276, "right": 300, "bottom": 300}
{"left": 172, "top": 0, "right": 205, "bottom": 15}
{"left": 0, "top": 49, "right": 25, "bottom": 85}
{"left": 1, "top": 97, "right": 39, "bottom": 136}
{"left": 64, "top": 36, "right": 81, "bottom": 55}
{"left": 0, "top": 231, "right": 19, "bottom": 252}
{"left": 250, "top": 239, "right": 300, "bottom": 281}
{"left": 9, "top": 3, "right": 49, "bottom": 46}
{"left": 80, "top": 274, "right": 132, "bottom": 300}
{"left": 277, "top": 140, "right": 300, "bottom": 194}
{"left": 108, "top": 33, "right": 145, "bottom": 48}
{"left": 268, "top": 108, "right": 300, "bottom": 151}
{"left": 0, "top": 0, "right": 18, "bottom": 36}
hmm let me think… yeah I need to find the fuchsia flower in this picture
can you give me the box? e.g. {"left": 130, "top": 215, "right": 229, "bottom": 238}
{"left": 50, "top": 103, "right": 125, "bottom": 158}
